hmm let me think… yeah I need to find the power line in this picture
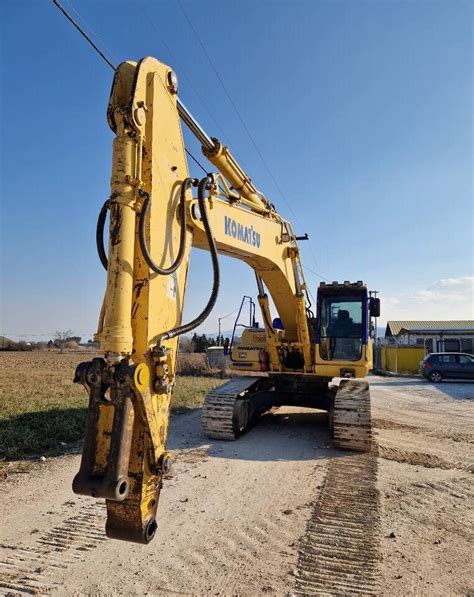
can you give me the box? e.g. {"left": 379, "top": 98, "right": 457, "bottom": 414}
{"left": 134, "top": 0, "right": 240, "bottom": 157}
{"left": 52, "top": 0, "right": 116, "bottom": 71}
{"left": 184, "top": 148, "right": 208, "bottom": 175}
{"left": 52, "top": 0, "right": 208, "bottom": 181}
{"left": 218, "top": 306, "right": 241, "bottom": 321}
{"left": 53, "top": 0, "right": 327, "bottom": 281}
{"left": 174, "top": 1, "right": 296, "bottom": 219}
{"left": 303, "top": 265, "right": 328, "bottom": 282}
{"left": 176, "top": 1, "right": 282, "bottom": 189}
{"left": 175, "top": 0, "right": 326, "bottom": 275}
{"left": 61, "top": 0, "right": 120, "bottom": 66}
{"left": 133, "top": 0, "right": 253, "bottom": 188}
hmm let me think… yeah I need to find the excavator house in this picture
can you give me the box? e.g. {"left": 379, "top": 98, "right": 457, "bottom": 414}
{"left": 72, "top": 57, "right": 381, "bottom": 544}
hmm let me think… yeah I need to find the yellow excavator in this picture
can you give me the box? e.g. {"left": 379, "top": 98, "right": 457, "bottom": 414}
{"left": 72, "top": 57, "right": 380, "bottom": 544}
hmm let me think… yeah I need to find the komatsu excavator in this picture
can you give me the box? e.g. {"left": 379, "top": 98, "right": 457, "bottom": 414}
{"left": 72, "top": 57, "right": 381, "bottom": 544}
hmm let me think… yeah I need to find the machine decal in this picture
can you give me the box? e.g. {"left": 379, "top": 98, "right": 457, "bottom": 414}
{"left": 236, "top": 346, "right": 261, "bottom": 351}
{"left": 224, "top": 216, "right": 261, "bottom": 248}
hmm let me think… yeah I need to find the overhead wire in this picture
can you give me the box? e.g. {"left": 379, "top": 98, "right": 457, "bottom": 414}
{"left": 53, "top": 0, "right": 330, "bottom": 288}
{"left": 52, "top": 0, "right": 116, "bottom": 71}
{"left": 52, "top": 0, "right": 232, "bottom": 345}
{"left": 175, "top": 0, "right": 327, "bottom": 279}
{"left": 54, "top": 1, "right": 213, "bottom": 182}
{"left": 303, "top": 265, "right": 328, "bottom": 282}
{"left": 183, "top": 148, "right": 228, "bottom": 196}
{"left": 219, "top": 305, "right": 244, "bottom": 321}
{"left": 134, "top": 0, "right": 241, "bottom": 159}
{"left": 52, "top": 0, "right": 209, "bottom": 180}
{"left": 184, "top": 148, "right": 208, "bottom": 175}
{"left": 61, "top": 0, "right": 120, "bottom": 66}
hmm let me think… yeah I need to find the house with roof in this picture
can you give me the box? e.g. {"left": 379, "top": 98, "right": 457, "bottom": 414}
{"left": 385, "top": 320, "right": 474, "bottom": 354}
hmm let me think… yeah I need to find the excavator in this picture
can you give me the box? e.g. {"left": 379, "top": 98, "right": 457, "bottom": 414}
{"left": 72, "top": 57, "right": 381, "bottom": 544}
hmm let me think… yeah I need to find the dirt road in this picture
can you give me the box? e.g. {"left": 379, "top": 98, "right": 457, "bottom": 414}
{"left": 1, "top": 377, "right": 472, "bottom": 595}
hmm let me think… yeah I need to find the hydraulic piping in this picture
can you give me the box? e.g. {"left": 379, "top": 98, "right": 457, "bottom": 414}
{"left": 96, "top": 198, "right": 110, "bottom": 271}
{"left": 96, "top": 176, "right": 220, "bottom": 346}
{"left": 96, "top": 178, "right": 198, "bottom": 274}
{"left": 156, "top": 176, "right": 220, "bottom": 344}
{"left": 138, "top": 177, "right": 198, "bottom": 275}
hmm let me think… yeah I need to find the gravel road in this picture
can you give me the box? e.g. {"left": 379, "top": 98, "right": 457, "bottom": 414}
{"left": 0, "top": 376, "right": 472, "bottom": 595}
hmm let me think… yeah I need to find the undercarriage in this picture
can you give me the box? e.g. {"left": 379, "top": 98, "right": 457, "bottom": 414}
{"left": 202, "top": 376, "right": 373, "bottom": 452}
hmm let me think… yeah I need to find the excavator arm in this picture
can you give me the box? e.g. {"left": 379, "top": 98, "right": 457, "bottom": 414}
{"left": 73, "top": 57, "right": 314, "bottom": 543}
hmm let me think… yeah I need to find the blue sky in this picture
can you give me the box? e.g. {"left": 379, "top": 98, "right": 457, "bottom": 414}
{"left": 1, "top": 0, "right": 472, "bottom": 341}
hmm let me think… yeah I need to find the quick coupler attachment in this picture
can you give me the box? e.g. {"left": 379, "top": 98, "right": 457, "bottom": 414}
{"left": 73, "top": 357, "right": 169, "bottom": 544}
{"left": 72, "top": 358, "right": 135, "bottom": 501}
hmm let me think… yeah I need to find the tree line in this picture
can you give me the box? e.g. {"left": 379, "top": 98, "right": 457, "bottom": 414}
{"left": 180, "top": 333, "right": 231, "bottom": 354}
{"left": 1, "top": 330, "right": 231, "bottom": 354}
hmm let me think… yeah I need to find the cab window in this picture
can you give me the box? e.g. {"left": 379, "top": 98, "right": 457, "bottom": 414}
{"left": 319, "top": 295, "right": 363, "bottom": 361}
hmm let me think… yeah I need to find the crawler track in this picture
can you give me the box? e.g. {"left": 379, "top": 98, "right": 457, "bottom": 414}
{"left": 294, "top": 453, "right": 381, "bottom": 595}
{"left": 333, "top": 380, "right": 373, "bottom": 452}
{"left": 202, "top": 377, "right": 260, "bottom": 440}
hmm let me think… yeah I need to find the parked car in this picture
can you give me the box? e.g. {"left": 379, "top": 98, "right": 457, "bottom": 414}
{"left": 420, "top": 352, "right": 474, "bottom": 382}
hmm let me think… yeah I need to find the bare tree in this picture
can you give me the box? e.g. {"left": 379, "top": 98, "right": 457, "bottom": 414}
{"left": 179, "top": 337, "right": 194, "bottom": 354}
{"left": 54, "top": 330, "right": 73, "bottom": 354}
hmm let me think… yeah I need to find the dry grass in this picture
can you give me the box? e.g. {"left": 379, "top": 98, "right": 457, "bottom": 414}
{"left": 0, "top": 351, "right": 226, "bottom": 463}
{"left": 176, "top": 352, "right": 224, "bottom": 377}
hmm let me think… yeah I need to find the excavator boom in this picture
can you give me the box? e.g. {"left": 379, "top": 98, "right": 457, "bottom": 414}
{"left": 72, "top": 57, "right": 378, "bottom": 543}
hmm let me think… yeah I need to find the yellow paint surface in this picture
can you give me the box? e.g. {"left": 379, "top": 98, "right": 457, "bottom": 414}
{"left": 382, "top": 346, "right": 426, "bottom": 373}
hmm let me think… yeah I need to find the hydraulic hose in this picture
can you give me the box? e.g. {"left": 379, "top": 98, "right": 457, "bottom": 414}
{"left": 96, "top": 198, "right": 110, "bottom": 271}
{"left": 139, "top": 177, "right": 198, "bottom": 275}
{"left": 157, "top": 176, "right": 220, "bottom": 343}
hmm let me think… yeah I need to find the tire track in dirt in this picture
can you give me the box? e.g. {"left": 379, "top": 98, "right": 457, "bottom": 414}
{"left": 0, "top": 502, "right": 106, "bottom": 596}
{"left": 293, "top": 453, "right": 381, "bottom": 595}
{"left": 155, "top": 509, "right": 298, "bottom": 595}
{"left": 211, "top": 516, "right": 289, "bottom": 596}
{"left": 373, "top": 418, "right": 422, "bottom": 433}
{"left": 377, "top": 445, "right": 472, "bottom": 471}
{"left": 397, "top": 476, "right": 473, "bottom": 540}
{"left": 373, "top": 418, "right": 474, "bottom": 444}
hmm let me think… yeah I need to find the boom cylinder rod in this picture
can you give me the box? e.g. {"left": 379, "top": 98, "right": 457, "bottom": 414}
{"left": 179, "top": 96, "right": 269, "bottom": 212}
{"left": 177, "top": 97, "right": 215, "bottom": 152}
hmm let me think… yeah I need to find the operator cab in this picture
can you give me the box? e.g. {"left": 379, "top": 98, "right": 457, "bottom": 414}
{"left": 316, "top": 281, "right": 379, "bottom": 363}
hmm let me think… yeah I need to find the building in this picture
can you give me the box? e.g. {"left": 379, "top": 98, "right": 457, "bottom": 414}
{"left": 385, "top": 321, "right": 474, "bottom": 354}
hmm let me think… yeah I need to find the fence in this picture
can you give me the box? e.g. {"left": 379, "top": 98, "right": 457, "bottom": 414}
{"left": 380, "top": 345, "right": 426, "bottom": 374}
{"left": 206, "top": 346, "right": 229, "bottom": 371}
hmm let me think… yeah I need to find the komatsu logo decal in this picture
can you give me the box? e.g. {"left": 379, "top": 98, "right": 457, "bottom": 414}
{"left": 224, "top": 216, "right": 261, "bottom": 248}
